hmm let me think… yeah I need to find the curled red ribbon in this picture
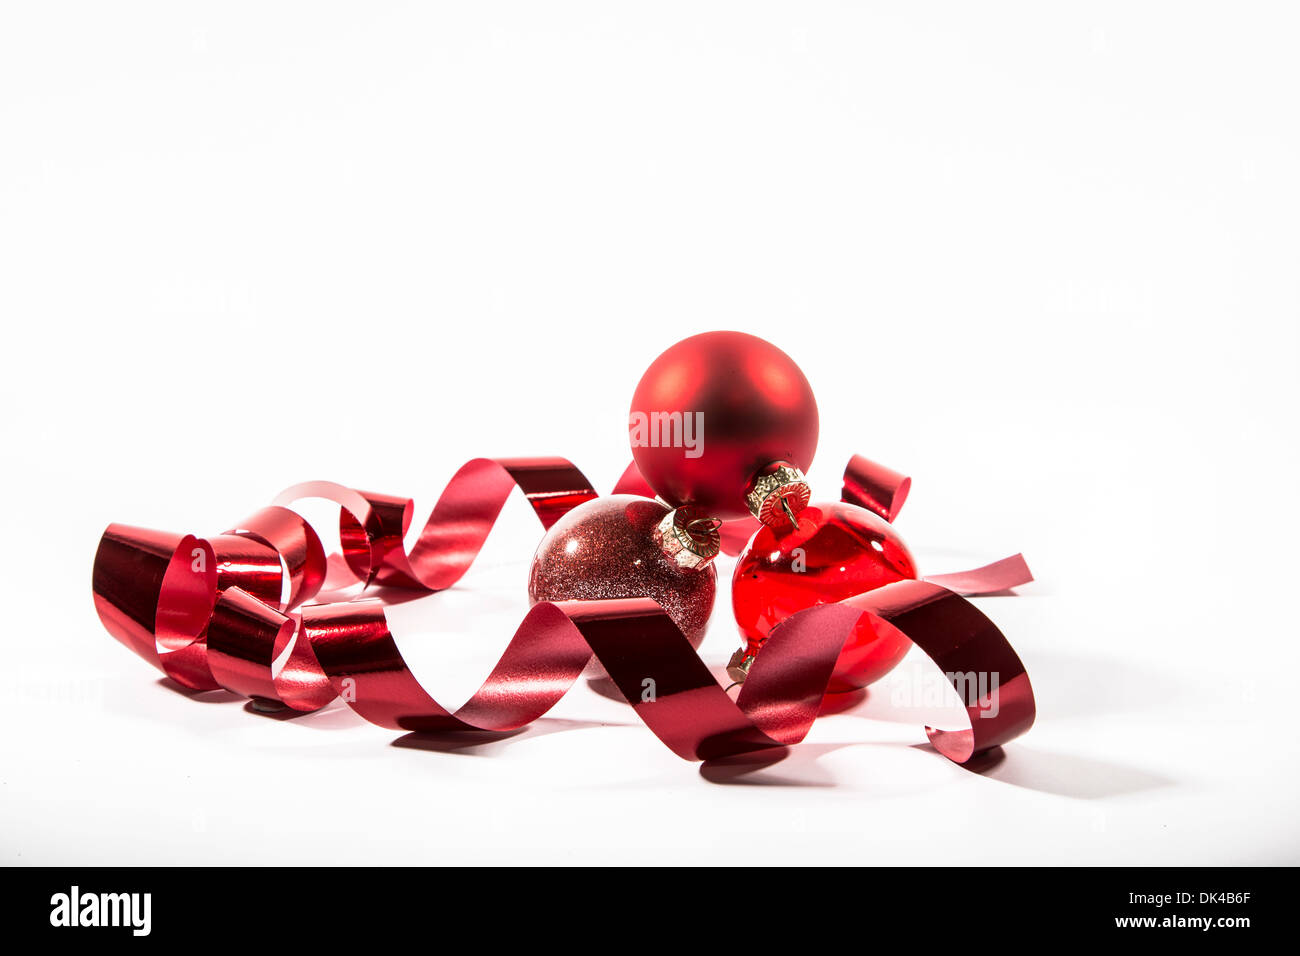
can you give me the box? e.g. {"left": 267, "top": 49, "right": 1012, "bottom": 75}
{"left": 92, "top": 455, "right": 1035, "bottom": 764}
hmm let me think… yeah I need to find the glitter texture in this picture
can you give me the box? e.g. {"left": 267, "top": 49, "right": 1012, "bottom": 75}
{"left": 527, "top": 495, "right": 717, "bottom": 674}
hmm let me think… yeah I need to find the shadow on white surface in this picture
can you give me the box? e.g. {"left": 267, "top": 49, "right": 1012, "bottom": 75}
{"left": 155, "top": 677, "right": 243, "bottom": 704}
{"left": 238, "top": 698, "right": 368, "bottom": 729}
{"left": 699, "top": 740, "right": 957, "bottom": 791}
{"left": 699, "top": 746, "right": 834, "bottom": 787}
{"left": 155, "top": 678, "right": 372, "bottom": 728}
{"left": 700, "top": 741, "right": 1172, "bottom": 800}
{"left": 949, "top": 744, "right": 1174, "bottom": 799}
{"left": 152, "top": 645, "right": 1172, "bottom": 802}
{"left": 390, "top": 717, "right": 629, "bottom": 756}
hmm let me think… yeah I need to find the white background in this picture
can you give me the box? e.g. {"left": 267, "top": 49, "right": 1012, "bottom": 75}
{"left": 2, "top": 2, "right": 1297, "bottom": 865}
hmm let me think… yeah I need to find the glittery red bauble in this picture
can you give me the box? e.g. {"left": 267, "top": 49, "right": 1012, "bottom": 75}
{"left": 732, "top": 501, "right": 918, "bottom": 693}
{"left": 528, "top": 495, "right": 717, "bottom": 676}
{"left": 629, "top": 331, "right": 819, "bottom": 520}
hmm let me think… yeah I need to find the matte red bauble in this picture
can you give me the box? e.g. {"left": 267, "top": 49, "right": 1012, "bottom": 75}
{"left": 731, "top": 501, "right": 918, "bottom": 693}
{"left": 528, "top": 495, "right": 717, "bottom": 676}
{"left": 629, "top": 331, "right": 819, "bottom": 522}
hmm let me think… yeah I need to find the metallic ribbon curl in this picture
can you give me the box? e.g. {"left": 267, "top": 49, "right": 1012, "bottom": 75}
{"left": 92, "top": 455, "right": 1036, "bottom": 764}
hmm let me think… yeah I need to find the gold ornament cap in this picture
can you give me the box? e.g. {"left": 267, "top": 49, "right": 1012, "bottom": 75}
{"left": 727, "top": 646, "right": 756, "bottom": 685}
{"left": 745, "top": 461, "right": 811, "bottom": 529}
{"left": 654, "top": 505, "right": 722, "bottom": 570}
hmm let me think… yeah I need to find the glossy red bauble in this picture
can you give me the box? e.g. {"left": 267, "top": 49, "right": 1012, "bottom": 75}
{"left": 732, "top": 501, "right": 918, "bottom": 693}
{"left": 629, "top": 331, "right": 819, "bottom": 520}
{"left": 528, "top": 495, "right": 717, "bottom": 676}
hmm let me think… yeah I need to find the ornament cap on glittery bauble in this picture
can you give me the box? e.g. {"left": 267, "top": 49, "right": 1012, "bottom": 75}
{"left": 528, "top": 495, "right": 717, "bottom": 676}
{"left": 730, "top": 500, "right": 919, "bottom": 694}
{"left": 653, "top": 504, "right": 721, "bottom": 570}
{"left": 629, "top": 331, "right": 818, "bottom": 523}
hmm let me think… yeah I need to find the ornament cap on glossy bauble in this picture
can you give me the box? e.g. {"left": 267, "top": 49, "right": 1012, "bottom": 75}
{"left": 629, "top": 331, "right": 819, "bottom": 521}
{"left": 744, "top": 460, "right": 812, "bottom": 529}
{"left": 726, "top": 646, "right": 755, "bottom": 685}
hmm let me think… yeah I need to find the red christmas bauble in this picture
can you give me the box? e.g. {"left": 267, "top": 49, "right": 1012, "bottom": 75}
{"left": 629, "top": 331, "right": 819, "bottom": 520}
{"left": 731, "top": 501, "right": 918, "bottom": 693}
{"left": 528, "top": 495, "right": 717, "bottom": 676}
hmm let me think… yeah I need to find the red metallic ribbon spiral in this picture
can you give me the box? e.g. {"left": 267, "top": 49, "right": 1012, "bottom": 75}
{"left": 92, "top": 455, "right": 1035, "bottom": 764}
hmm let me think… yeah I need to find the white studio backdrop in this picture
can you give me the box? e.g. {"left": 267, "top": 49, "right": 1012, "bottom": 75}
{"left": 1, "top": 3, "right": 1297, "bottom": 864}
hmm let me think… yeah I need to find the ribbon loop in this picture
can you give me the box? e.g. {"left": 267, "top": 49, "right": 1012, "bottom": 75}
{"left": 92, "top": 454, "right": 1036, "bottom": 767}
